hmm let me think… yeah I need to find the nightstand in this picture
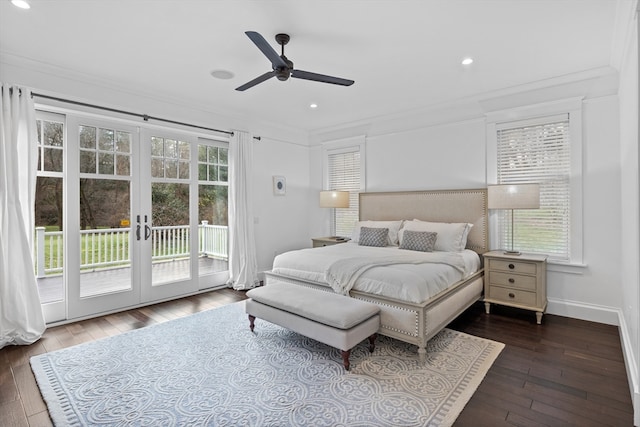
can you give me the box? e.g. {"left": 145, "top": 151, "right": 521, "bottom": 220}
{"left": 483, "top": 251, "right": 547, "bottom": 324}
{"left": 312, "top": 237, "right": 350, "bottom": 248}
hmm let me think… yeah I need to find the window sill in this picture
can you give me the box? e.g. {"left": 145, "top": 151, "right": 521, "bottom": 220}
{"left": 547, "top": 260, "right": 587, "bottom": 275}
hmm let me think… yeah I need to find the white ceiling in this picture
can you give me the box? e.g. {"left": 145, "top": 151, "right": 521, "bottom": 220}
{"left": 0, "top": 0, "right": 625, "bottom": 135}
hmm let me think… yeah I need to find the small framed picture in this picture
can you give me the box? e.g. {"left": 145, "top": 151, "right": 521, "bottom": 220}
{"left": 273, "top": 176, "right": 286, "bottom": 195}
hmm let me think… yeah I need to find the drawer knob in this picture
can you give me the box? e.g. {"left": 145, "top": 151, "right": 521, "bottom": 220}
{"left": 508, "top": 278, "right": 515, "bottom": 283}
{"left": 508, "top": 263, "right": 515, "bottom": 269}
{"left": 508, "top": 292, "right": 515, "bottom": 298}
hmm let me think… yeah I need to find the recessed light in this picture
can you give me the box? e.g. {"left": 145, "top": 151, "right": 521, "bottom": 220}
{"left": 461, "top": 57, "right": 474, "bottom": 66}
{"left": 11, "top": 0, "right": 30, "bottom": 9}
{"left": 309, "top": 103, "right": 318, "bottom": 109}
{"left": 210, "top": 70, "right": 234, "bottom": 80}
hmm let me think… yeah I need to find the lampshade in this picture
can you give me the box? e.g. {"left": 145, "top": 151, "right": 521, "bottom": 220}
{"left": 487, "top": 184, "right": 540, "bottom": 210}
{"left": 319, "top": 191, "right": 350, "bottom": 208}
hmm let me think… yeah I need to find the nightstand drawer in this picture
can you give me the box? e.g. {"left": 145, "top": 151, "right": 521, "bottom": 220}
{"left": 489, "top": 271, "right": 536, "bottom": 291}
{"left": 487, "top": 259, "right": 537, "bottom": 275}
{"left": 488, "top": 286, "right": 536, "bottom": 306}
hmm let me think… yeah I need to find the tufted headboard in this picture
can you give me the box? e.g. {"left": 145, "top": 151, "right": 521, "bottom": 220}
{"left": 358, "top": 188, "right": 488, "bottom": 254}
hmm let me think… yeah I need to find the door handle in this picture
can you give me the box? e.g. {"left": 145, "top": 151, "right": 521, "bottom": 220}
{"left": 144, "top": 215, "right": 151, "bottom": 240}
{"left": 136, "top": 214, "right": 141, "bottom": 241}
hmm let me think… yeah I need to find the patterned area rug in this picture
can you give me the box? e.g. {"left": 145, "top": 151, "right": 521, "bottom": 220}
{"left": 31, "top": 301, "right": 504, "bottom": 426}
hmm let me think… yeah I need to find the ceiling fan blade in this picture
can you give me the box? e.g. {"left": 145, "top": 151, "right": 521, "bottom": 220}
{"left": 245, "top": 31, "right": 287, "bottom": 69}
{"left": 235, "top": 70, "right": 277, "bottom": 91}
{"left": 291, "top": 69, "right": 354, "bottom": 86}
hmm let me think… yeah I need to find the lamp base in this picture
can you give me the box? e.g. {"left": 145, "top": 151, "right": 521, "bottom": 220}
{"left": 503, "top": 250, "right": 522, "bottom": 256}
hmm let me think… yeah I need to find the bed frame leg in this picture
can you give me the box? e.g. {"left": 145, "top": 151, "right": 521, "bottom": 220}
{"left": 417, "top": 346, "right": 427, "bottom": 362}
{"left": 368, "top": 333, "right": 377, "bottom": 353}
{"left": 248, "top": 314, "right": 256, "bottom": 332}
{"left": 341, "top": 350, "right": 351, "bottom": 370}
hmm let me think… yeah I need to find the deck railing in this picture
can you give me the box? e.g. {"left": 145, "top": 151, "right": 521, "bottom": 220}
{"left": 34, "top": 222, "right": 228, "bottom": 278}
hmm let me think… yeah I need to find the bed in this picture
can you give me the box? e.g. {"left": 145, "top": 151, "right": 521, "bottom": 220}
{"left": 264, "top": 188, "right": 488, "bottom": 356}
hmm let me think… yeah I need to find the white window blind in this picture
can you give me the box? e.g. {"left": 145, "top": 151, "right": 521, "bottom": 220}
{"left": 327, "top": 149, "right": 360, "bottom": 237}
{"left": 496, "top": 116, "right": 571, "bottom": 261}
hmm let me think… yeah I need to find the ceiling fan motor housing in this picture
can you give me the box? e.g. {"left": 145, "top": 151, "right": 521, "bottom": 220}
{"left": 276, "top": 56, "right": 294, "bottom": 81}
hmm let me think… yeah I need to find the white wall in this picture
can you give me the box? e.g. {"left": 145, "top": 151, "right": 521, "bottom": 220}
{"left": 252, "top": 138, "right": 314, "bottom": 274}
{"left": 365, "top": 118, "right": 487, "bottom": 192}
{"left": 617, "top": 2, "right": 640, "bottom": 423}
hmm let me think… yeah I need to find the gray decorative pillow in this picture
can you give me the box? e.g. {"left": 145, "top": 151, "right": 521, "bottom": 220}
{"left": 400, "top": 230, "right": 438, "bottom": 252}
{"left": 358, "top": 227, "right": 389, "bottom": 247}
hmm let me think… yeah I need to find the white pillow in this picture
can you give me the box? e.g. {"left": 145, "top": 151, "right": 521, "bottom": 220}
{"left": 398, "top": 220, "right": 473, "bottom": 252}
{"left": 351, "top": 220, "right": 403, "bottom": 246}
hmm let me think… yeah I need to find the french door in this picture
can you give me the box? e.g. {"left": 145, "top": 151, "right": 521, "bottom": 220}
{"left": 139, "top": 130, "right": 230, "bottom": 302}
{"left": 138, "top": 130, "right": 199, "bottom": 302}
{"left": 65, "top": 117, "right": 141, "bottom": 319}
{"left": 36, "top": 112, "right": 229, "bottom": 322}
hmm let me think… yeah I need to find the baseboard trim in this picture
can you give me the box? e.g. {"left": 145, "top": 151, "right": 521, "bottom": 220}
{"left": 616, "top": 310, "right": 640, "bottom": 426}
{"left": 546, "top": 297, "right": 620, "bottom": 325}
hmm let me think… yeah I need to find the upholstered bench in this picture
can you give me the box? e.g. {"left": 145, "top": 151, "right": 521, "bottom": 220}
{"left": 245, "top": 282, "right": 380, "bottom": 370}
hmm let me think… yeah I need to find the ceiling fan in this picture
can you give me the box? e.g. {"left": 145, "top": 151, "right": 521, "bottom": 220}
{"left": 235, "top": 31, "right": 355, "bottom": 91}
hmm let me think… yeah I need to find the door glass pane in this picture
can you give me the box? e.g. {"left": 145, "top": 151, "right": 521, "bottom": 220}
{"left": 198, "top": 185, "right": 228, "bottom": 275}
{"left": 198, "top": 142, "right": 229, "bottom": 277}
{"left": 80, "top": 125, "right": 131, "bottom": 176}
{"left": 151, "top": 183, "right": 190, "bottom": 285}
{"left": 79, "top": 179, "right": 132, "bottom": 297}
{"left": 35, "top": 117, "right": 65, "bottom": 304}
{"left": 35, "top": 177, "right": 64, "bottom": 303}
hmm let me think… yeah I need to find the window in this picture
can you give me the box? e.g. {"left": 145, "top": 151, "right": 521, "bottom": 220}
{"left": 487, "top": 99, "right": 583, "bottom": 264}
{"left": 496, "top": 117, "right": 570, "bottom": 259}
{"left": 323, "top": 137, "right": 366, "bottom": 237}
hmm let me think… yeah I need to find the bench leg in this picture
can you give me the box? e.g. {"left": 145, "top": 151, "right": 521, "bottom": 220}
{"left": 341, "top": 349, "right": 351, "bottom": 371}
{"left": 368, "top": 333, "right": 377, "bottom": 353}
{"left": 248, "top": 314, "right": 256, "bottom": 332}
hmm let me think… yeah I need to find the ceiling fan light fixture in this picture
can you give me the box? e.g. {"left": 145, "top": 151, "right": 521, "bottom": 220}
{"left": 461, "top": 57, "right": 474, "bottom": 66}
{"left": 309, "top": 103, "right": 318, "bottom": 109}
{"left": 11, "top": 0, "right": 30, "bottom": 9}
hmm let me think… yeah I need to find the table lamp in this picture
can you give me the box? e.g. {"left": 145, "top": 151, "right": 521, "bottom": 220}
{"left": 487, "top": 184, "right": 540, "bottom": 255}
{"left": 319, "top": 190, "right": 350, "bottom": 239}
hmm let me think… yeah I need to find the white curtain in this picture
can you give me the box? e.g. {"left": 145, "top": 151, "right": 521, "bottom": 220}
{"left": 0, "top": 83, "right": 46, "bottom": 348}
{"left": 227, "top": 130, "right": 259, "bottom": 290}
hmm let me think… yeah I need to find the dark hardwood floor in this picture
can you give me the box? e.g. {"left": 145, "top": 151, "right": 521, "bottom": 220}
{"left": 0, "top": 289, "right": 633, "bottom": 426}
{"left": 451, "top": 303, "right": 633, "bottom": 427}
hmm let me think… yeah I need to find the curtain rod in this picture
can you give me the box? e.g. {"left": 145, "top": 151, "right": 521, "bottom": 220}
{"left": 31, "top": 92, "right": 261, "bottom": 141}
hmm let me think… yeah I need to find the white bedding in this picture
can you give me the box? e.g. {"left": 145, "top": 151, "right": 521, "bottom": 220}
{"left": 271, "top": 242, "right": 481, "bottom": 304}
